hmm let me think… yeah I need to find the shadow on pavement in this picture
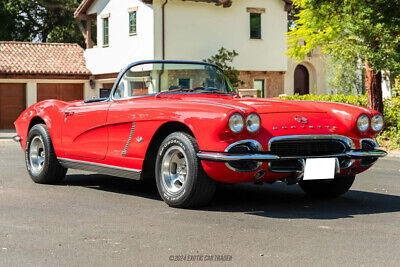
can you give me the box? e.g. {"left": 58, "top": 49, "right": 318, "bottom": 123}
{"left": 61, "top": 174, "right": 161, "bottom": 201}
{"left": 61, "top": 174, "right": 400, "bottom": 220}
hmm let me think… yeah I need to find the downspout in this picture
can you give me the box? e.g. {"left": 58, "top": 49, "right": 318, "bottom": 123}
{"left": 158, "top": 0, "right": 168, "bottom": 92}
{"left": 162, "top": 0, "right": 168, "bottom": 60}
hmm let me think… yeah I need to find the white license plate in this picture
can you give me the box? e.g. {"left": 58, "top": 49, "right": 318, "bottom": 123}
{"left": 303, "top": 158, "right": 337, "bottom": 181}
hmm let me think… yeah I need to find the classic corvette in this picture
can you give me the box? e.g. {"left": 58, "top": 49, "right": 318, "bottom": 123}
{"left": 14, "top": 60, "right": 387, "bottom": 208}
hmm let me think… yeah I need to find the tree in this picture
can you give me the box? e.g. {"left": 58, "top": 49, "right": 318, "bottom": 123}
{"left": 287, "top": 0, "right": 400, "bottom": 114}
{"left": 327, "top": 57, "right": 365, "bottom": 95}
{"left": 0, "top": 0, "right": 86, "bottom": 47}
{"left": 204, "top": 47, "right": 244, "bottom": 89}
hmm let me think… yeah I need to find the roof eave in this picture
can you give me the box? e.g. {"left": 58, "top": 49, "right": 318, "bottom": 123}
{"left": 75, "top": 0, "right": 292, "bottom": 17}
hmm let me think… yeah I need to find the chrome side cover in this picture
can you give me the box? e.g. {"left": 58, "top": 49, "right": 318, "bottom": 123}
{"left": 58, "top": 158, "right": 141, "bottom": 180}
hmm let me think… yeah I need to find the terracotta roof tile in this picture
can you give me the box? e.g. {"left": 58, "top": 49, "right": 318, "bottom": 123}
{"left": 0, "top": 41, "right": 91, "bottom": 75}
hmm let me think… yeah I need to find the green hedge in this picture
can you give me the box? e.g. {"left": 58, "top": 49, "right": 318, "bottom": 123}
{"left": 278, "top": 94, "right": 400, "bottom": 150}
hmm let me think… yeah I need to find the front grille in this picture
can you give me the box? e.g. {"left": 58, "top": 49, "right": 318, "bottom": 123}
{"left": 270, "top": 139, "right": 347, "bottom": 157}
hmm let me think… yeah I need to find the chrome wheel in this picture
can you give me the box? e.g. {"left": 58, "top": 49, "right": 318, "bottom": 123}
{"left": 161, "top": 146, "right": 188, "bottom": 194}
{"left": 29, "top": 136, "right": 45, "bottom": 175}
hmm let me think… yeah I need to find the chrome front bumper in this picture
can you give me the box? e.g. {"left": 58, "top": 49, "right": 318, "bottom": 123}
{"left": 197, "top": 149, "right": 388, "bottom": 162}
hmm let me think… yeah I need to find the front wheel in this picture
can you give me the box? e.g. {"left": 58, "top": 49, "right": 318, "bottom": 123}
{"left": 155, "top": 132, "right": 216, "bottom": 208}
{"left": 25, "top": 124, "right": 67, "bottom": 184}
{"left": 299, "top": 175, "right": 355, "bottom": 197}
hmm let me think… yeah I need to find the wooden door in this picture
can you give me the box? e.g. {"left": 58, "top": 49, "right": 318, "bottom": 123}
{"left": 294, "top": 65, "right": 309, "bottom": 95}
{"left": 0, "top": 83, "right": 26, "bottom": 129}
{"left": 37, "top": 83, "right": 83, "bottom": 102}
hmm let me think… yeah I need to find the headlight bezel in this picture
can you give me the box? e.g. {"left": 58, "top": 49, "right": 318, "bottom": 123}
{"left": 228, "top": 113, "right": 245, "bottom": 133}
{"left": 356, "top": 114, "right": 370, "bottom": 132}
{"left": 246, "top": 113, "right": 261, "bottom": 133}
{"left": 371, "top": 114, "right": 384, "bottom": 132}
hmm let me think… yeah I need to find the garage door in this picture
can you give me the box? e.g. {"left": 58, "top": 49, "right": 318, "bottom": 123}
{"left": 0, "top": 83, "right": 26, "bottom": 129}
{"left": 37, "top": 83, "right": 83, "bottom": 102}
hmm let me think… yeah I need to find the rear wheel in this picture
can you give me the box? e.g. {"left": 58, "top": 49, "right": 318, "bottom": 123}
{"left": 299, "top": 175, "right": 355, "bottom": 197}
{"left": 25, "top": 124, "right": 67, "bottom": 184}
{"left": 155, "top": 132, "right": 216, "bottom": 208}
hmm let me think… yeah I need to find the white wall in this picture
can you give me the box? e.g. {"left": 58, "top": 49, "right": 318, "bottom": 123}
{"left": 153, "top": 0, "right": 288, "bottom": 71}
{"left": 85, "top": 0, "right": 155, "bottom": 74}
{"left": 85, "top": 0, "right": 288, "bottom": 75}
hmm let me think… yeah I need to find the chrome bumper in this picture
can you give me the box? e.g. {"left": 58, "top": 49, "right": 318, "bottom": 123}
{"left": 197, "top": 149, "right": 387, "bottom": 162}
{"left": 12, "top": 135, "right": 21, "bottom": 142}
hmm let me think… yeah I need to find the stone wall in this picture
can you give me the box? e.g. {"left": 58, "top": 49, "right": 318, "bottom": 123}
{"left": 238, "top": 71, "right": 285, "bottom": 97}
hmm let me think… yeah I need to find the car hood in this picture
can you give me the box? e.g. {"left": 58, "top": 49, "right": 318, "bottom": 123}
{"left": 233, "top": 98, "right": 326, "bottom": 114}
{"left": 176, "top": 95, "right": 326, "bottom": 114}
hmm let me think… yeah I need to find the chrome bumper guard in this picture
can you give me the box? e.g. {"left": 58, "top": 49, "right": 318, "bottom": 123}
{"left": 12, "top": 135, "right": 21, "bottom": 142}
{"left": 197, "top": 149, "right": 387, "bottom": 162}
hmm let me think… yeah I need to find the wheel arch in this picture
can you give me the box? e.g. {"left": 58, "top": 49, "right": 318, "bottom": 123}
{"left": 141, "top": 121, "right": 195, "bottom": 181}
{"left": 28, "top": 116, "right": 47, "bottom": 131}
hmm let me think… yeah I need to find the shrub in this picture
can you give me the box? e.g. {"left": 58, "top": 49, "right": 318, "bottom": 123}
{"left": 279, "top": 94, "right": 400, "bottom": 150}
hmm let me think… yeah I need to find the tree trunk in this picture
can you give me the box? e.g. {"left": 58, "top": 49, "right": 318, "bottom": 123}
{"left": 365, "top": 60, "right": 384, "bottom": 114}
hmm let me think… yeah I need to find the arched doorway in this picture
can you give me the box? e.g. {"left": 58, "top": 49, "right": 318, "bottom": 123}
{"left": 294, "top": 65, "right": 309, "bottom": 95}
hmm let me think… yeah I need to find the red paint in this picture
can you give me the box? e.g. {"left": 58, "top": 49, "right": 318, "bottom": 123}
{"left": 14, "top": 93, "right": 383, "bottom": 183}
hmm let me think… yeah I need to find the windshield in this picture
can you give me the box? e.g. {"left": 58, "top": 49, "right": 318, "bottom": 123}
{"left": 113, "top": 62, "right": 234, "bottom": 99}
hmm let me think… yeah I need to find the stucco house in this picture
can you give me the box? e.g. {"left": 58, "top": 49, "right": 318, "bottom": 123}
{"left": 74, "top": 0, "right": 327, "bottom": 98}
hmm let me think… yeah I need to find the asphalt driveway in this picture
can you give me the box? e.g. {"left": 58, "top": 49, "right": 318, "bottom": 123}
{"left": 1, "top": 140, "right": 400, "bottom": 266}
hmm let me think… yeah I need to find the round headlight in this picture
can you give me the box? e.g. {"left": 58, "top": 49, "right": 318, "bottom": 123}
{"left": 228, "top": 113, "right": 244, "bottom": 133}
{"left": 357, "top": 114, "right": 370, "bottom": 132}
{"left": 246, "top": 113, "right": 261, "bottom": 133}
{"left": 371, "top": 114, "right": 384, "bottom": 132}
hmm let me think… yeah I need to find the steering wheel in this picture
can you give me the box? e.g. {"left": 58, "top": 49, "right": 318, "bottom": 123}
{"left": 191, "top": 87, "right": 218, "bottom": 92}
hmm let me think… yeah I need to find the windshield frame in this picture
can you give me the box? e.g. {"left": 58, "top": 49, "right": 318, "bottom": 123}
{"left": 109, "top": 60, "right": 234, "bottom": 101}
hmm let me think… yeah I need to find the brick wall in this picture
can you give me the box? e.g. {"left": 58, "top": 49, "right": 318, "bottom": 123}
{"left": 238, "top": 71, "right": 285, "bottom": 97}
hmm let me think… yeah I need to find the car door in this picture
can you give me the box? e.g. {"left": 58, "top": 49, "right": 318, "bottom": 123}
{"left": 62, "top": 101, "right": 111, "bottom": 160}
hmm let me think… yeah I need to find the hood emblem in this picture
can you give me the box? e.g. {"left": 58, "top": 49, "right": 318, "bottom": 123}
{"left": 295, "top": 115, "right": 308, "bottom": 124}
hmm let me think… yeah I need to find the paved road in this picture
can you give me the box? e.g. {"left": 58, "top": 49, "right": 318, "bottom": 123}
{"left": 1, "top": 140, "right": 400, "bottom": 267}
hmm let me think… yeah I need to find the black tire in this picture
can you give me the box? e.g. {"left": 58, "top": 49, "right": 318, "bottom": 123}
{"left": 155, "top": 132, "right": 216, "bottom": 208}
{"left": 25, "top": 124, "right": 67, "bottom": 184}
{"left": 299, "top": 175, "right": 355, "bottom": 197}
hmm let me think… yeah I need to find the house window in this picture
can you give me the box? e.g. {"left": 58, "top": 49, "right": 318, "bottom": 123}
{"left": 129, "top": 11, "right": 137, "bottom": 35}
{"left": 178, "top": 79, "right": 191, "bottom": 89}
{"left": 103, "top": 17, "right": 109, "bottom": 46}
{"left": 250, "top": 13, "right": 261, "bottom": 39}
{"left": 254, "top": 79, "right": 265, "bottom": 97}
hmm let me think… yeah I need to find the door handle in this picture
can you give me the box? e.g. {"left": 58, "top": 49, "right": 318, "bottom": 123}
{"left": 64, "top": 111, "right": 75, "bottom": 117}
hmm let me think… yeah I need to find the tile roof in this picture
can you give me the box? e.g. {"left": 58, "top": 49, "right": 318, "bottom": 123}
{"left": 0, "top": 41, "right": 91, "bottom": 75}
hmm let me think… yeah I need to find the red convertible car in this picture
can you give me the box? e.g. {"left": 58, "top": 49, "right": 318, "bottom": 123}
{"left": 14, "top": 60, "right": 387, "bottom": 208}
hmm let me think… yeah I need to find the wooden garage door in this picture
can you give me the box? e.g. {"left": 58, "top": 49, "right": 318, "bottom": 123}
{"left": 37, "top": 83, "right": 83, "bottom": 102}
{"left": 0, "top": 83, "right": 26, "bottom": 129}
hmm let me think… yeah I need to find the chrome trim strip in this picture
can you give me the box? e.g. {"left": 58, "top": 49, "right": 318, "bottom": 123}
{"left": 12, "top": 135, "right": 21, "bottom": 142}
{"left": 197, "top": 152, "right": 279, "bottom": 162}
{"left": 122, "top": 122, "right": 135, "bottom": 156}
{"left": 58, "top": 158, "right": 141, "bottom": 180}
{"left": 184, "top": 100, "right": 246, "bottom": 114}
{"left": 268, "top": 135, "right": 356, "bottom": 150}
{"left": 346, "top": 150, "right": 387, "bottom": 158}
